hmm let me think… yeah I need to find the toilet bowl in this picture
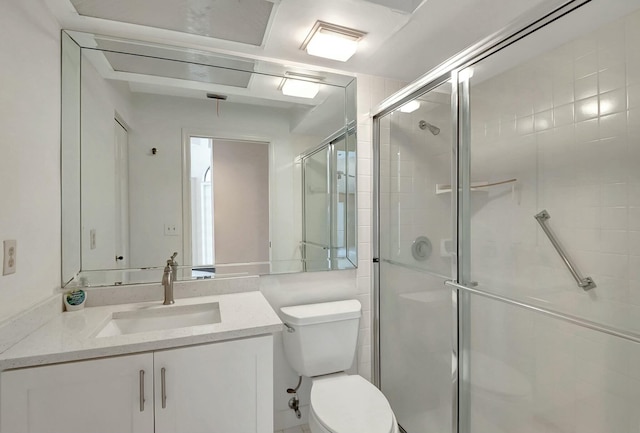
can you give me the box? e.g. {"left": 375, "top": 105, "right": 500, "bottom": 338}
{"left": 280, "top": 300, "right": 398, "bottom": 433}
{"left": 308, "top": 374, "right": 398, "bottom": 433}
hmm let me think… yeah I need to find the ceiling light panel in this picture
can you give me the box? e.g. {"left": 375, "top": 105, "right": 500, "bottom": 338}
{"left": 281, "top": 78, "right": 320, "bottom": 99}
{"left": 301, "top": 21, "right": 367, "bottom": 62}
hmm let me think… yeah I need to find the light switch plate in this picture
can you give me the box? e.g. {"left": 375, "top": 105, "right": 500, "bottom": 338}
{"left": 3, "top": 240, "right": 17, "bottom": 275}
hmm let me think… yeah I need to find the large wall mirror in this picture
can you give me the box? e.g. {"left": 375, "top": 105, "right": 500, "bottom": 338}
{"left": 61, "top": 31, "right": 357, "bottom": 287}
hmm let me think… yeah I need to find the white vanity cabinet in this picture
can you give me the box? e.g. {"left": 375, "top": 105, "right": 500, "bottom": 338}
{"left": 154, "top": 335, "right": 273, "bottom": 433}
{"left": 0, "top": 352, "right": 154, "bottom": 433}
{"left": 0, "top": 335, "right": 273, "bottom": 433}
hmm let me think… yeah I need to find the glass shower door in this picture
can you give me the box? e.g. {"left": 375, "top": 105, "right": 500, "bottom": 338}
{"left": 378, "top": 79, "right": 454, "bottom": 433}
{"left": 457, "top": 2, "right": 640, "bottom": 432}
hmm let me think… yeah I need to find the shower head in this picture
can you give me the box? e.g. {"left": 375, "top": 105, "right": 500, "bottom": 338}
{"left": 419, "top": 120, "right": 440, "bottom": 135}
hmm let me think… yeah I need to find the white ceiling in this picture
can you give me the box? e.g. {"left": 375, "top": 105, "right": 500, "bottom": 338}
{"left": 46, "top": 0, "right": 565, "bottom": 83}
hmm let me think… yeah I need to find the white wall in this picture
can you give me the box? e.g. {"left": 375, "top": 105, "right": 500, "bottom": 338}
{"left": 0, "top": 0, "right": 61, "bottom": 323}
{"left": 81, "top": 59, "right": 133, "bottom": 270}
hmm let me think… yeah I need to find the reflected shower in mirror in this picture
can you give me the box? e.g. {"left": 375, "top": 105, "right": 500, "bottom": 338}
{"left": 61, "top": 31, "right": 357, "bottom": 287}
{"left": 300, "top": 128, "right": 357, "bottom": 272}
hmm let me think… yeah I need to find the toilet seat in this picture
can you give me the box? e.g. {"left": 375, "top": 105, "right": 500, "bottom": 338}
{"left": 310, "top": 375, "right": 395, "bottom": 433}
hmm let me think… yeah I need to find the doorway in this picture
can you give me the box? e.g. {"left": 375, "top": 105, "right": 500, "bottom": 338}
{"left": 184, "top": 135, "right": 270, "bottom": 277}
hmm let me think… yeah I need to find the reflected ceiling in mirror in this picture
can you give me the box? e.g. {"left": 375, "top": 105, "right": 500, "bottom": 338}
{"left": 61, "top": 31, "right": 357, "bottom": 288}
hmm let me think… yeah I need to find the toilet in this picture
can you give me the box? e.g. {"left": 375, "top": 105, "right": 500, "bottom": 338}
{"left": 280, "top": 299, "right": 399, "bottom": 433}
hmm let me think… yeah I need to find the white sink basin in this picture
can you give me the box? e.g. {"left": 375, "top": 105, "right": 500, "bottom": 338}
{"left": 95, "top": 302, "right": 221, "bottom": 338}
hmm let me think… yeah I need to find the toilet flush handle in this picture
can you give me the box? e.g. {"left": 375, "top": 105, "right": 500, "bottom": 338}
{"left": 283, "top": 323, "right": 295, "bottom": 333}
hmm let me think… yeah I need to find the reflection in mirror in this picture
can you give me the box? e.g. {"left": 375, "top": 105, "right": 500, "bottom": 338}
{"left": 300, "top": 129, "right": 357, "bottom": 272}
{"left": 61, "top": 31, "right": 357, "bottom": 287}
{"left": 61, "top": 32, "right": 81, "bottom": 285}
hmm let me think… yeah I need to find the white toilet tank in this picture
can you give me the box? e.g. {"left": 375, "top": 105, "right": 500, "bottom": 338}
{"left": 280, "top": 300, "right": 361, "bottom": 377}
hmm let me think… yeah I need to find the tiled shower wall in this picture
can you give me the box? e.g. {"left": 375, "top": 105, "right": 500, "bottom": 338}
{"left": 466, "top": 6, "right": 640, "bottom": 433}
{"left": 469, "top": 8, "right": 640, "bottom": 326}
{"left": 381, "top": 89, "right": 453, "bottom": 276}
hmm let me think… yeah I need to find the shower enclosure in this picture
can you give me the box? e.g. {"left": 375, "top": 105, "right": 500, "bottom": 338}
{"left": 374, "top": 0, "right": 640, "bottom": 432}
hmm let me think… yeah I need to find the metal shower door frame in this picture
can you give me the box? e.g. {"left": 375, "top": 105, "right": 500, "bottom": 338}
{"left": 371, "top": 1, "right": 594, "bottom": 433}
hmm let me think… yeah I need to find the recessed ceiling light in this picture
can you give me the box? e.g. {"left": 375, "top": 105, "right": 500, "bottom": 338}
{"left": 301, "top": 21, "right": 367, "bottom": 62}
{"left": 399, "top": 100, "right": 420, "bottom": 113}
{"left": 280, "top": 74, "right": 322, "bottom": 99}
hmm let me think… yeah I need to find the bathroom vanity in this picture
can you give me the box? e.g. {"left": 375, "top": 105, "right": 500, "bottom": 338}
{"left": 0, "top": 289, "right": 282, "bottom": 433}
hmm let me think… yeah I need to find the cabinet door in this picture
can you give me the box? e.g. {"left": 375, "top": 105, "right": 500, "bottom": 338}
{"left": 1, "top": 353, "right": 154, "bottom": 433}
{"left": 154, "top": 335, "right": 273, "bottom": 433}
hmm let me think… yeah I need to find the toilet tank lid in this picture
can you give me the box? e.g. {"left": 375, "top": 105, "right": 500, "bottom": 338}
{"left": 280, "top": 300, "right": 361, "bottom": 326}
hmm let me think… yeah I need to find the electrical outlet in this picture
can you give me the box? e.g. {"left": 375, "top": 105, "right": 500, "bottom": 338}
{"left": 3, "top": 240, "right": 17, "bottom": 276}
{"left": 164, "top": 224, "right": 179, "bottom": 236}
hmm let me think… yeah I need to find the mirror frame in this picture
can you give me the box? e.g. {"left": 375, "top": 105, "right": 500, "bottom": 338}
{"left": 61, "top": 30, "right": 358, "bottom": 288}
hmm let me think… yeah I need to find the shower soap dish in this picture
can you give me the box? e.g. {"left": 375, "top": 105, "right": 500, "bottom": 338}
{"left": 64, "top": 289, "right": 87, "bottom": 311}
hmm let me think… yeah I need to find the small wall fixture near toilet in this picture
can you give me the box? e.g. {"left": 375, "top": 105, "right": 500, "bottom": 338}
{"left": 281, "top": 300, "right": 399, "bottom": 433}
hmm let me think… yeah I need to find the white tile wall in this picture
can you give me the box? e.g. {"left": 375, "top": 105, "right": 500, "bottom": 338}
{"left": 469, "top": 8, "right": 640, "bottom": 323}
{"left": 466, "top": 7, "right": 640, "bottom": 433}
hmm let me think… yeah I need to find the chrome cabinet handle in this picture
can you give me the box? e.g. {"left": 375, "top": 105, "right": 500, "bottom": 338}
{"left": 139, "top": 370, "right": 145, "bottom": 412}
{"left": 161, "top": 367, "right": 167, "bottom": 408}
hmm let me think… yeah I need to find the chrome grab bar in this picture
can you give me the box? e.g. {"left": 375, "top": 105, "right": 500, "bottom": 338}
{"left": 534, "top": 210, "right": 596, "bottom": 290}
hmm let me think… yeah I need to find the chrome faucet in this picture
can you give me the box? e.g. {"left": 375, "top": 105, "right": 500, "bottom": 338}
{"left": 161, "top": 261, "right": 174, "bottom": 305}
{"left": 169, "top": 252, "right": 178, "bottom": 282}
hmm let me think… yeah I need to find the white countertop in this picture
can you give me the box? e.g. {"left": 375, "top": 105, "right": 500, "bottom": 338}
{"left": 0, "top": 291, "right": 283, "bottom": 370}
